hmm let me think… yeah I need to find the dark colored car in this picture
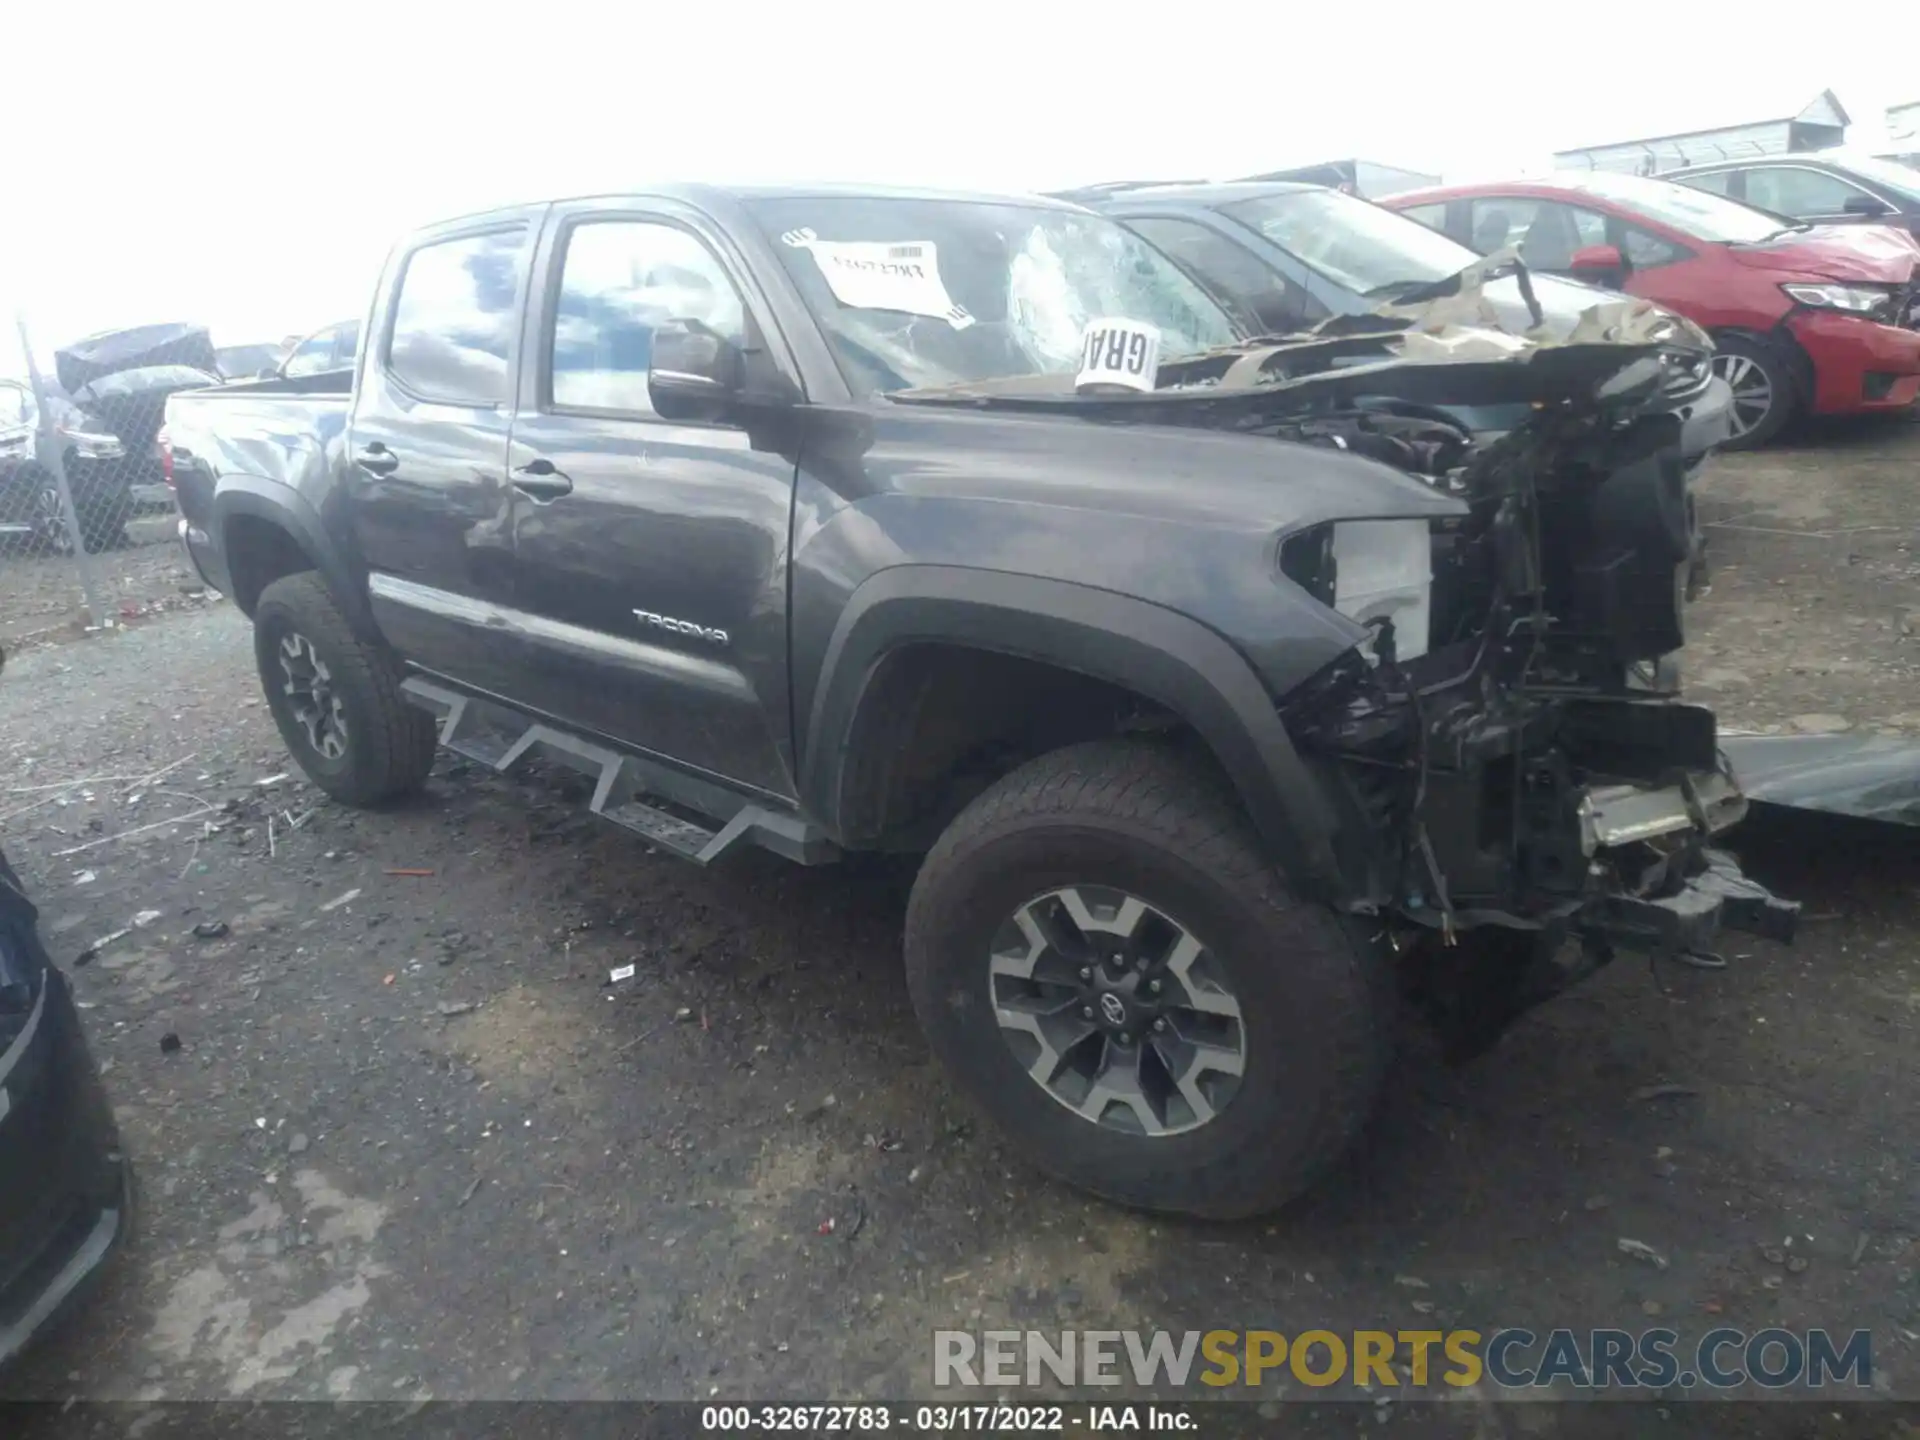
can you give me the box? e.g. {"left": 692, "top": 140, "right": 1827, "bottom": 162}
{"left": 1665, "top": 151, "right": 1920, "bottom": 243}
{"left": 1069, "top": 180, "right": 1733, "bottom": 466}
{"left": 1384, "top": 171, "right": 1920, "bottom": 447}
{"left": 0, "top": 801, "right": 132, "bottom": 1365}
{"left": 166, "top": 184, "right": 1794, "bottom": 1219}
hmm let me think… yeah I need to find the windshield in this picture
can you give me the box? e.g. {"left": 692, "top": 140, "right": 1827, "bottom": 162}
{"left": 1560, "top": 172, "right": 1787, "bottom": 243}
{"left": 745, "top": 197, "right": 1238, "bottom": 394}
{"left": 1221, "top": 188, "right": 1479, "bottom": 294}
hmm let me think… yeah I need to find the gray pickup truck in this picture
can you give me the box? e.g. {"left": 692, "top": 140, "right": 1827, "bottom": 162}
{"left": 164, "top": 183, "right": 1795, "bottom": 1219}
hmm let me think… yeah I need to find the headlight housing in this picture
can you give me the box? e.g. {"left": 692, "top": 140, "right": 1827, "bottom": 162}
{"left": 1781, "top": 282, "right": 1898, "bottom": 321}
{"left": 59, "top": 426, "right": 125, "bottom": 460}
{"left": 1280, "top": 518, "right": 1433, "bottom": 663}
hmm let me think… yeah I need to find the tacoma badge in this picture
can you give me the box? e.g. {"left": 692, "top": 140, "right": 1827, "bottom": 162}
{"left": 632, "top": 609, "right": 729, "bottom": 646}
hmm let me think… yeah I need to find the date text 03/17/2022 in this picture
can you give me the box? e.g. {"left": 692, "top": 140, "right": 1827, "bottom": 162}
{"left": 700, "top": 1404, "right": 1194, "bottom": 1432}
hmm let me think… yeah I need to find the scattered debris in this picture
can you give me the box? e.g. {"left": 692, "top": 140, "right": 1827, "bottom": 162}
{"left": 437, "top": 1001, "right": 477, "bottom": 1018}
{"left": 386, "top": 868, "right": 435, "bottom": 878}
{"left": 1617, "top": 1239, "right": 1669, "bottom": 1270}
{"left": 1762, "top": 1274, "right": 1784, "bottom": 1291}
{"left": 1583, "top": 1195, "right": 1612, "bottom": 1212}
{"left": 1631, "top": 1083, "right": 1698, "bottom": 1103}
{"left": 159, "top": 1032, "right": 182, "bottom": 1055}
{"left": 1786, "top": 1255, "right": 1809, "bottom": 1274}
{"left": 319, "top": 888, "right": 363, "bottom": 913}
{"left": 817, "top": 1217, "right": 836, "bottom": 1235}
{"left": 382, "top": 974, "right": 396, "bottom": 986}
{"left": 1641, "top": 1301, "right": 1663, "bottom": 1317}
{"left": 132, "top": 909, "right": 163, "bottom": 928}
{"left": 673, "top": 1006, "right": 694, "bottom": 1022}
{"left": 1410, "top": 1300, "right": 1436, "bottom": 1315}
{"left": 192, "top": 920, "right": 229, "bottom": 940}
{"left": 1393, "top": 1275, "right": 1430, "bottom": 1289}
{"left": 457, "top": 1176, "right": 483, "bottom": 1208}
{"left": 608, "top": 964, "right": 637, "bottom": 984}
{"left": 256, "top": 773, "right": 291, "bottom": 788}
{"left": 1852, "top": 1232, "right": 1870, "bottom": 1267}
{"left": 73, "top": 870, "right": 96, "bottom": 885}
{"left": 289, "top": 1133, "right": 310, "bottom": 1156}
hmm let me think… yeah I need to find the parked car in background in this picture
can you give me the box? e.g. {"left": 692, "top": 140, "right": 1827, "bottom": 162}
{"left": 0, "top": 684, "right": 133, "bottom": 1365}
{"left": 215, "top": 343, "right": 288, "bottom": 380}
{"left": 1071, "top": 180, "right": 1732, "bottom": 473}
{"left": 276, "top": 320, "right": 359, "bottom": 378}
{"left": 0, "top": 377, "right": 134, "bottom": 553}
{"left": 165, "top": 183, "right": 1795, "bottom": 1218}
{"left": 1665, "top": 151, "right": 1920, "bottom": 242}
{"left": 52, "top": 325, "right": 223, "bottom": 521}
{"left": 1384, "top": 172, "right": 1920, "bottom": 447}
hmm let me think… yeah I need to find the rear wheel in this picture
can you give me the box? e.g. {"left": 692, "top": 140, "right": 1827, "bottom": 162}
{"left": 903, "top": 739, "right": 1392, "bottom": 1219}
{"left": 253, "top": 572, "right": 437, "bottom": 806}
{"left": 1713, "top": 334, "right": 1798, "bottom": 449}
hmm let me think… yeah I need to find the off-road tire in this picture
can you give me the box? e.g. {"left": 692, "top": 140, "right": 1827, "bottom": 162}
{"left": 1713, "top": 333, "right": 1798, "bottom": 450}
{"left": 903, "top": 739, "right": 1392, "bottom": 1219}
{"left": 253, "top": 572, "right": 437, "bottom": 807}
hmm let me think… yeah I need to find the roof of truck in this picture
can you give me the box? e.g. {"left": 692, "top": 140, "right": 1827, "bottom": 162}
{"left": 432, "top": 181, "right": 1089, "bottom": 228}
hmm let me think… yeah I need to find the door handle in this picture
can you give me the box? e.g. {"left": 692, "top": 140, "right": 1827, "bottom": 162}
{"left": 355, "top": 443, "right": 399, "bottom": 477}
{"left": 512, "top": 457, "right": 573, "bottom": 501}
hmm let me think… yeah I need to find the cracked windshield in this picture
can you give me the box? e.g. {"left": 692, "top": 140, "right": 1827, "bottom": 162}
{"left": 747, "top": 197, "right": 1237, "bottom": 392}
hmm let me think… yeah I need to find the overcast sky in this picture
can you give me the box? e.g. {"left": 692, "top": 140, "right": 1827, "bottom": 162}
{"left": 1, "top": 1, "right": 1913, "bottom": 373}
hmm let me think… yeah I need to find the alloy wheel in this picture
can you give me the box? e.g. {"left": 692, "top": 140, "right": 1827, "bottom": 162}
{"left": 988, "top": 884, "right": 1247, "bottom": 1137}
{"left": 1712, "top": 352, "right": 1774, "bottom": 440}
{"left": 277, "top": 632, "right": 349, "bottom": 760}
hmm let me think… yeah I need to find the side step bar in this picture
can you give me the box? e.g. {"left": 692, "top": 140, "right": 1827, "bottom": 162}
{"left": 399, "top": 677, "right": 838, "bottom": 868}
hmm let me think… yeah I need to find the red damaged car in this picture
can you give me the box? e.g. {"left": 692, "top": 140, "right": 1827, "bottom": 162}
{"left": 1384, "top": 171, "right": 1920, "bottom": 448}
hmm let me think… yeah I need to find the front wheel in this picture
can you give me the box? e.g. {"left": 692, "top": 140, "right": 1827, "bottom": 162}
{"left": 903, "top": 740, "right": 1392, "bottom": 1219}
{"left": 1713, "top": 335, "right": 1799, "bottom": 450}
{"left": 253, "top": 572, "right": 438, "bottom": 807}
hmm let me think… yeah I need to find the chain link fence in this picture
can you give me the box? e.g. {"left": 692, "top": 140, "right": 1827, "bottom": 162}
{"left": 2, "top": 316, "right": 223, "bottom": 654}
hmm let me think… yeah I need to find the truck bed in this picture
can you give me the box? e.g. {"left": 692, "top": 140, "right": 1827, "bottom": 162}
{"left": 164, "top": 373, "right": 355, "bottom": 551}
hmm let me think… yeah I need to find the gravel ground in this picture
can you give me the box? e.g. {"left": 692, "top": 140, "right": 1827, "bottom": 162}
{"left": 0, "top": 422, "right": 1917, "bottom": 1437}
{"left": 0, "top": 517, "right": 214, "bottom": 653}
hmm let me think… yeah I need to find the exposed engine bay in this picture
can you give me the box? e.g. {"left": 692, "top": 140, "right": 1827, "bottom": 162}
{"left": 898, "top": 254, "right": 1799, "bottom": 1050}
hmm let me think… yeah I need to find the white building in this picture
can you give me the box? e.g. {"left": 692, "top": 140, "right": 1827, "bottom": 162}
{"left": 1552, "top": 90, "right": 1850, "bottom": 177}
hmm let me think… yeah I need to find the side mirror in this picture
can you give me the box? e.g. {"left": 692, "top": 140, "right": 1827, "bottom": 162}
{"left": 648, "top": 319, "right": 746, "bottom": 422}
{"left": 1842, "top": 194, "right": 1893, "bottom": 217}
{"left": 1568, "top": 243, "right": 1626, "bottom": 281}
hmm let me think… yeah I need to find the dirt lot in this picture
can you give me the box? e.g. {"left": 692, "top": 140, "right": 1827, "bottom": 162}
{"left": 0, "top": 421, "right": 1917, "bottom": 1436}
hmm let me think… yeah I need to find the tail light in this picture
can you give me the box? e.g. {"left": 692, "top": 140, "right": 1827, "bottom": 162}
{"left": 158, "top": 425, "right": 174, "bottom": 488}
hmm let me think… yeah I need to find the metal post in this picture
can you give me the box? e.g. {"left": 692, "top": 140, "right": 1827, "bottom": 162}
{"left": 14, "top": 314, "right": 104, "bottom": 627}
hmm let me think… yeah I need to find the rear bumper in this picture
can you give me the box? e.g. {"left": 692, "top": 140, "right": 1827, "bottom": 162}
{"left": 1788, "top": 310, "right": 1920, "bottom": 414}
{"left": 0, "top": 967, "right": 131, "bottom": 1369}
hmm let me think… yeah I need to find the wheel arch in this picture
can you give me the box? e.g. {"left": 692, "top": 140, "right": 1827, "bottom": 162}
{"left": 800, "top": 566, "right": 1346, "bottom": 902}
{"left": 216, "top": 480, "right": 374, "bottom": 637}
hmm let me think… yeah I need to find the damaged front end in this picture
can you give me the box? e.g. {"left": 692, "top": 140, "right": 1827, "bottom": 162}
{"left": 1211, "top": 275, "right": 1799, "bottom": 1052}
{"left": 898, "top": 254, "right": 1796, "bottom": 1054}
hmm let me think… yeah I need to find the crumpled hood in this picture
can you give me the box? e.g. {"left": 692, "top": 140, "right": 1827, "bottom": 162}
{"left": 1726, "top": 225, "right": 1919, "bottom": 283}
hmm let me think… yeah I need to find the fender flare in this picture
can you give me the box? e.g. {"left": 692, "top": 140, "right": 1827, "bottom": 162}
{"left": 214, "top": 477, "right": 375, "bottom": 638}
{"left": 800, "top": 566, "right": 1346, "bottom": 901}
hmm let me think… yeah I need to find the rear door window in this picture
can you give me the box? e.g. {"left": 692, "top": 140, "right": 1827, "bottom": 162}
{"left": 386, "top": 227, "right": 529, "bottom": 405}
{"left": 1675, "top": 169, "right": 1738, "bottom": 197}
{"left": 1124, "top": 216, "right": 1329, "bottom": 335}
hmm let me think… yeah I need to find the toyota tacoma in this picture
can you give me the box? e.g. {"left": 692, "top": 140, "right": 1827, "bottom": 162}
{"left": 164, "top": 184, "right": 1796, "bottom": 1218}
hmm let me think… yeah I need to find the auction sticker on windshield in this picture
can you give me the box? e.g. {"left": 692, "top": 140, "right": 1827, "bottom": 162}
{"left": 781, "top": 228, "right": 974, "bottom": 328}
{"left": 1076, "top": 318, "right": 1161, "bottom": 394}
